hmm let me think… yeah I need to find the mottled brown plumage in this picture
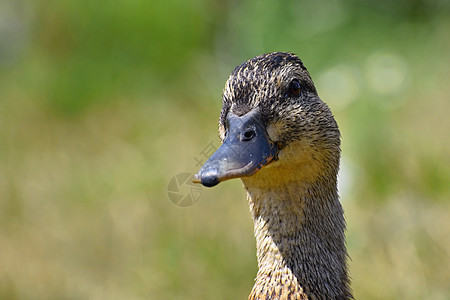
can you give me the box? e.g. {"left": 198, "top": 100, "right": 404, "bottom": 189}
{"left": 199, "top": 52, "right": 352, "bottom": 299}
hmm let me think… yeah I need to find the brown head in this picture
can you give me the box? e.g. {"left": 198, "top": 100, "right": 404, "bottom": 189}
{"left": 194, "top": 52, "right": 340, "bottom": 190}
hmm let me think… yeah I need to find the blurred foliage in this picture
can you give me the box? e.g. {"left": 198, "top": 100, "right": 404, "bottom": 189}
{"left": 0, "top": 0, "right": 449, "bottom": 299}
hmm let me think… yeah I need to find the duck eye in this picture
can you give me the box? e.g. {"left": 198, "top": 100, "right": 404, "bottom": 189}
{"left": 288, "top": 79, "right": 301, "bottom": 97}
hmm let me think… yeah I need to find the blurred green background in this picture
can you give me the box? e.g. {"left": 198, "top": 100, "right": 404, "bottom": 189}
{"left": 1, "top": 0, "right": 449, "bottom": 299}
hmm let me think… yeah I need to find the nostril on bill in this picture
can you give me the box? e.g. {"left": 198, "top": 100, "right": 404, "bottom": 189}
{"left": 241, "top": 129, "right": 256, "bottom": 141}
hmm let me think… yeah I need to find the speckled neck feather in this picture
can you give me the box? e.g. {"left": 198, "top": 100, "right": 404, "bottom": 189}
{"left": 245, "top": 179, "right": 351, "bottom": 300}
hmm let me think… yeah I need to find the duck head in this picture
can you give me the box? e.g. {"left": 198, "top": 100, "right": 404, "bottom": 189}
{"left": 193, "top": 52, "right": 340, "bottom": 188}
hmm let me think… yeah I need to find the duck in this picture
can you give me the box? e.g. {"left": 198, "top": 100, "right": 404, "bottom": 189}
{"left": 193, "top": 52, "right": 352, "bottom": 299}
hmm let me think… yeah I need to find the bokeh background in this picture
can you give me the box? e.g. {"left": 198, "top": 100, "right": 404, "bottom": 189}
{"left": 1, "top": 0, "right": 449, "bottom": 299}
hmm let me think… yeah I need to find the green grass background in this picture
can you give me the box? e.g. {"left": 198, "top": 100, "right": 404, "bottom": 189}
{"left": 0, "top": 0, "right": 449, "bottom": 299}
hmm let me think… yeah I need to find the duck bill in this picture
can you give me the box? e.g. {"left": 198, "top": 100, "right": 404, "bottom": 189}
{"left": 193, "top": 109, "right": 278, "bottom": 187}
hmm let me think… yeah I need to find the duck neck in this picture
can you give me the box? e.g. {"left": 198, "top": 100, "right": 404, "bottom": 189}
{"left": 244, "top": 178, "right": 352, "bottom": 299}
